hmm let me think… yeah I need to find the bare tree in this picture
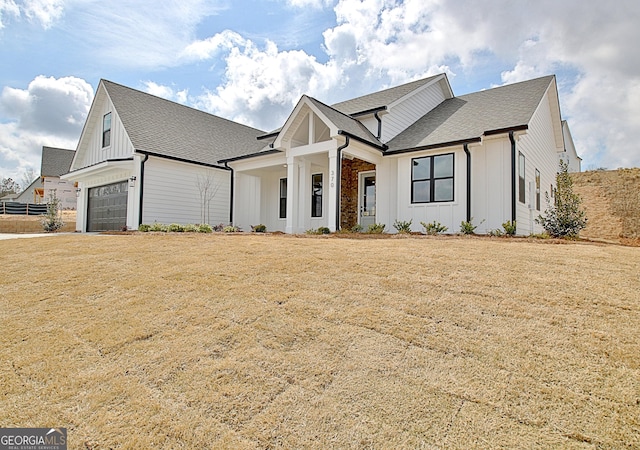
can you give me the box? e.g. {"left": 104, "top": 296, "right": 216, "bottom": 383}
{"left": 20, "top": 168, "right": 38, "bottom": 191}
{"left": 195, "top": 170, "right": 220, "bottom": 224}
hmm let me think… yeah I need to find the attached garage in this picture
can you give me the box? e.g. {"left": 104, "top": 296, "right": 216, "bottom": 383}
{"left": 87, "top": 181, "right": 128, "bottom": 231}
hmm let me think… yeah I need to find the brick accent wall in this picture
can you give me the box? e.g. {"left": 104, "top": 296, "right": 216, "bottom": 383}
{"left": 340, "top": 158, "right": 376, "bottom": 230}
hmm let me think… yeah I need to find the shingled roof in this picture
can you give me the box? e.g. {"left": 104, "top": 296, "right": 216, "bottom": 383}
{"left": 306, "top": 96, "right": 384, "bottom": 149}
{"left": 386, "top": 75, "right": 555, "bottom": 152}
{"left": 102, "top": 80, "right": 267, "bottom": 166}
{"left": 41, "top": 146, "right": 75, "bottom": 177}
{"left": 332, "top": 74, "right": 443, "bottom": 115}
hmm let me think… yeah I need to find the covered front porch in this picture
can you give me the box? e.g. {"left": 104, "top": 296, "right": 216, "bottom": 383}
{"left": 230, "top": 140, "right": 384, "bottom": 234}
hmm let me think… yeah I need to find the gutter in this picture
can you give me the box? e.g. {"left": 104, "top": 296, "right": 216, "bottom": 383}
{"left": 374, "top": 110, "right": 383, "bottom": 139}
{"left": 463, "top": 143, "right": 471, "bottom": 223}
{"left": 224, "top": 162, "right": 234, "bottom": 224}
{"left": 335, "top": 136, "right": 350, "bottom": 231}
{"left": 138, "top": 153, "right": 149, "bottom": 226}
{"left": 509, "top": 131, "right": 517, "bottom": 224}
{"left": 337, "top": 130, "right": 387, "bottom": 151}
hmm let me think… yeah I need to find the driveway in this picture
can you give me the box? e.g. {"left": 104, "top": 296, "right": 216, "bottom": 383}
{"left": 0, "top": 232, "right": 77, "bottom": 240}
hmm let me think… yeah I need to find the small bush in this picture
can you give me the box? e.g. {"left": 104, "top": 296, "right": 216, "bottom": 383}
{"left": 366, "top": 223, "right": 386, "bottom": 234}
{"left": 393, "top": 219, "right": 412, "bottom": 234}
{"left": 487, "top": 228, "right": 503, "bottom": 237}
{"left": 150, "top": 222, "right": 168, "bottom": 232}
{"left": 502, "top": 220, "right": 517, "bottom": 236}
{"left": 168, "top": 223, "right": 185, "bottom": 232}
{"left": 251, "top": 224, "right": 267, "bottom": 233}
{"left": 183, "top": 224, "right": 199, "bottom": 232}
{"left": 138, "top": 224, "right": 151, "bottom": 232}
{"left": 223, "top": 225, "right": 240, "bottom": 233}
{"left": 460, "top": 218, "right": 483, "bottom": 235}
{"left": 351, "top": 224, "right": 363, "bottom": 233}
{"left": 41, "top": 190, "right": 64, "bottom": 232}
{"left": 306, "top": 226, "right": 332, "bottom": 235}
{"left": 197, "top": 223, "right": 213, "bottom": 233}
{"left": 420, "top": 221, "right": 448, "bottom": 235}
{"left": 212, "top": 223, "right": 225, "bottom": 232}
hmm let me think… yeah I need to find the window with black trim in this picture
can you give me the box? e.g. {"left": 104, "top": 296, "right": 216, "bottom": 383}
{"left": 411, "top": 153, "right": 454, "bottom": 203}
{"left": 518, "top": 152, "right": 526, "bottom": 203}
{"left": 279, "top": 178, "right": 287, "bottom": 219}
{"left": 311, "top": 173, "right": 322, "bottom": 217}
{"left": 535, "top": 169, "right": 541, "bottom": 211}
{"left": 102, "top": 112, "right": 112, "bottom": 148}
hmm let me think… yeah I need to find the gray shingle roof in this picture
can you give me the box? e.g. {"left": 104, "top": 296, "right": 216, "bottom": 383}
{"left": 305, "top": 96, "right": 384, "bottom": 149}
{"left": 386, "top": 76, "right": 555, "bottom": 152}
{"left": 331, "top": 74, "right": 443, "bottom": 115}
{"left": 102, "top": 80, "right": 266, "bottom": 166}
{"left": 41, "top": 146, "right": 75, "bottom": 177}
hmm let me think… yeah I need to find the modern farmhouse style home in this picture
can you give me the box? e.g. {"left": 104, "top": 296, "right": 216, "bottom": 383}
{"left": 63, "top": 74, "right": 579, "bottom": 234}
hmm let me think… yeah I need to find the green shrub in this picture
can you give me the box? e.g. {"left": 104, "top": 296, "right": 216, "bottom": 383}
{"left": 393, "top": 219, "right": 412, "bottom": 234}
{"left": 150, "top": 222, "right": 168, "bottom": 232}
{"left": 223, "top": 225, "right": 240, "bottom": 233}
{"left": 460, "top": 218, "right": 483, "bottom": 235}
{"left": 138, "top": 224, "right": 151, "bottom": 232}
{"left": 197, "top": 223, "right": 213, "bottom": 233}
{"left": 41, "top": 190, "right": 64, "bottom": 232}
{"left": 168, "top": 223, "right": 185, "bottom": 232}
{"left": 487, "top": 228, "right": 503, "bottom": 237}
{"left": 306, "top": 226, "right": 331, "bottom": 235}
{"left": 183, "top": 224, "right": 199, "bottom": 232}
{"left": 351, "top": 224, "right": 363, "bottom": 233}
{"left": 420, "top": 221, "right": 448, "bottom": 235}
{"left": 251, "top": 224, "right": 267, "bottom": 232}
{"left": 536, "top": 161, "right": 587, "bottom": 238}
{"left": 212, "top": 223, "right": 225, "bottom": 232}
{"left": 502, "top": 220, "right": 517, "bottom": 236}
{"left": 366, "top": 223, "right": 386, "bottom": 234}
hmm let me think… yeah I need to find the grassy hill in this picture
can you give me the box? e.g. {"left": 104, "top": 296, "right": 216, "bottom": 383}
{"left": 571, "top": 168, "right": 640, "bottom": 244}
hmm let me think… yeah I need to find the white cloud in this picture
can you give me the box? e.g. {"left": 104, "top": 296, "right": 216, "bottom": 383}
{"left": 286, "top": 0, "right": 333, "bottom": 9}
{"left": 142, "top": 81, "right": 189, "bottom": 105}
{"left": 21, "top": 0, "right": 64, "bottom": 29}
{"left": 0, "top": 75, "right": 93, "bottom": 179}
{"left": 0, "top": 0, "right": 19, "bottom": 28}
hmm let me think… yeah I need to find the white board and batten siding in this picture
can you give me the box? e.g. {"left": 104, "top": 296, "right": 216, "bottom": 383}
{"left": 381, "top": 83, "right": 447, "bottom": 143}
{"left": 74, "top": 89, "right": 135, "bottom": 169}
{"left": 394, "top": 147, "right": 467, "bottom": 233}
{"left": 142, "top": 157, "right": 230, "bottom": 226}
{"left": 515, "top": 88, "right": 563, "bottom": 235}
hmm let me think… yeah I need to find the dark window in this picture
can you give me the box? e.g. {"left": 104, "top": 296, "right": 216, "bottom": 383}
{"left": 518, "top": 152, "right": 526, "bottom": 203}
{"left": 535, "top": 169, "right": 541, "bottom": 211}
{"left": 102, "top": 112, "right": 112, "bottom": 148}
{"left": 279, "top": 178, "right": 287, "bottom": 219}
{"left": 311, "top": 173, "right": 322, "bottom": 217}
{"left": 411, "top": 153, "right": 454, "bottom": 203}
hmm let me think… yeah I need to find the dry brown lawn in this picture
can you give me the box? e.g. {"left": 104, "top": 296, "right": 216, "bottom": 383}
{"left": 1, "top": 233, "right": 639, "bottom": 449}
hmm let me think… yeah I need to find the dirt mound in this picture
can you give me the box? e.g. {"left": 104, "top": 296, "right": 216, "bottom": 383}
{"left": 571, "top": 168, "right": 640, "bottom": 244}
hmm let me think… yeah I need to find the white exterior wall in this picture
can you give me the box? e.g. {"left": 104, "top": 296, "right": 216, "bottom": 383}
{"left": 44, "top": 177, "right": 77, "bottom": 210}
{"left": 470, "top": 138, "right": 512, "bottom": 233}
{"left": 235, "top": 172, "right": 262, "bottom": 231}
{"left": 74, "top": 91, "right": 135, "bottom": 169}
{"left": 381, "top": 84, "right": 446, "bottom": 143}
{"left": 142, "top": 156, "right": 230, "bottom": 226}
{"left": 560, "top": 122, "right": 581, "bottom": 172}
{"left": 515, "top": 90, "right": 563, "bottom": 235}
{"left": 394, "top": 147, "right": 467, "bottom": 233}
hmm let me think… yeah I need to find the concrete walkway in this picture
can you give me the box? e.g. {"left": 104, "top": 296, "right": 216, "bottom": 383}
{"left": 0, "top": 232, "right": 78, "bottom": 240}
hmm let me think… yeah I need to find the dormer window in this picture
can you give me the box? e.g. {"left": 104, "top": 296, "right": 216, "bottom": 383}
{"left": 102, "top": 112, "right": 112, "bottom": 148}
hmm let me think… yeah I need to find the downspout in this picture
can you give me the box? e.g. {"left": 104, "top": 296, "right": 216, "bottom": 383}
{"left": 509, "top": 131, "right": 517, "bottom": 224}
{"left": 463, "top": 143, "right": 471, "bottom": 223}
{"left": 335, "top": 135, "right": 350, "bottom": 231}
{"left": 224, "top": 162, "right": 234, "bottom": 224}
{"left": 138, "top": 153, "right": 149, "bottom": 226}
{"left": 373, "top": 111, "right": 383, "bottom": 139}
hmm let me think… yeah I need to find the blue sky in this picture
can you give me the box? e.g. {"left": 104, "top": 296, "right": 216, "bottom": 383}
{"left": 1, "top": 0, "right": 639, "bottom": 184}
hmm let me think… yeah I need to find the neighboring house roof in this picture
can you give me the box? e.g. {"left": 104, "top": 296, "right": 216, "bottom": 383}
{"left": 386, "top": 75, "right": 556, "bottom": 153}
{"left": 41, "top": 146, "right": 75, "bottom": 177}
{"left": 305, "top": 96, "right": 384, "bottom": 149}
{"left": 101, "top": 80, "right": 267, "bottom": 166}
{"left": 332, "top": 74, "right": 444, "bottom": 115}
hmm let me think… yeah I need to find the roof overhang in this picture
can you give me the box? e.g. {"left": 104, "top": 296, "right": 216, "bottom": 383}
{"left": 61, "top": 158, "right": 134, "bottom": 183}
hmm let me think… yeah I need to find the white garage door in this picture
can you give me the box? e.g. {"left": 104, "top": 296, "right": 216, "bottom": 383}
{"left": 87, "top": 181, "right": 128, "bottom": 232}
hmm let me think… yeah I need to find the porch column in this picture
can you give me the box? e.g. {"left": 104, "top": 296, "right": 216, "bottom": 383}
{"left": 285, "top": 155, "right": 298, "bottom": 234}
{"left": 327, "top": 148, "right": 338, "bottom": 232}
{"left": 298, "top": 158, "right": 311, "bottom": 232}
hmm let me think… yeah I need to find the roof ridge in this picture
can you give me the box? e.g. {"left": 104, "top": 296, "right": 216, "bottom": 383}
{"left": 101, "top": 79, "right": 266, "bottom": 133}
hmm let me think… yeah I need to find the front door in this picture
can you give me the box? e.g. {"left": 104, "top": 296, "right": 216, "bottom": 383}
{"left": 359, "top": 171, "right": 376, "bottom": 228}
